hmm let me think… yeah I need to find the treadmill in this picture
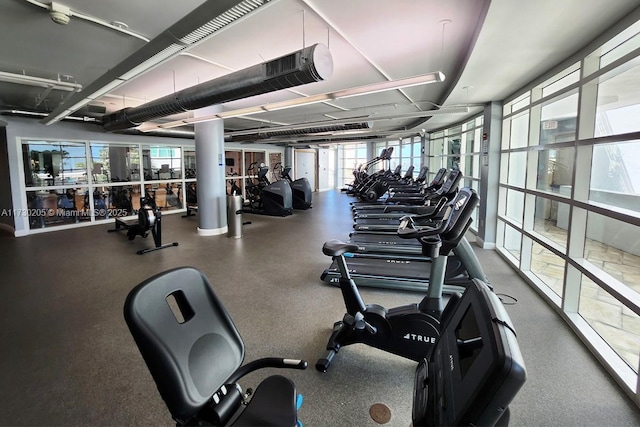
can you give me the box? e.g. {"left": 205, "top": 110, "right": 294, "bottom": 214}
{"left": 350, "top": 167, "right": 448, "bottom": 210}
{"left": 348, "top": 232, "right": 424, "bottom": 255}
{"left": 353, "top": 169, "right": 463, "bottom": 231}
{"left": 345, "top": 147, "right": 393, "bottom": 196}
{"left": 387, "top": 165, "right": 428, "bottom": 193}
{"left": 322, "top": 187, "right": 488, "bottom": 293}
{"left": 352, "top": 197, "right": 446, "bottom": 220}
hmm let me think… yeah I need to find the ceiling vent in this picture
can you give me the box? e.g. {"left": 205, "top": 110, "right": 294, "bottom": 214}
{"left": 102, "top": 43, "right": 333, "bottom": 131}
{"left": 227, "top": 122, "right": 371, "bottom": 142}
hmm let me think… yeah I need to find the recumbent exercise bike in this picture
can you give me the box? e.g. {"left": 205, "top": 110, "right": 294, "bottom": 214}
{"left": 124, "top": 267, "right": 308, "bottom": 426}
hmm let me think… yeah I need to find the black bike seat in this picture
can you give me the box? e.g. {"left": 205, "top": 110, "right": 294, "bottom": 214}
{"left": 323, "top": 239, "right": 359, "bottom": 256}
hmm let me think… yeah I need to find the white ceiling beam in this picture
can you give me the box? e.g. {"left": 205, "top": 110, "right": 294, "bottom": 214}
{"left": 300, "top": 0, "right": 420, "bottom": 109}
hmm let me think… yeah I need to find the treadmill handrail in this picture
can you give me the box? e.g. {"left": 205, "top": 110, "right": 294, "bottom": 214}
{"left": 397, "top": 206, "right": 451, "bottom": 239}
{"left": 396, "top": 187, "right": 476, "bottom": 240}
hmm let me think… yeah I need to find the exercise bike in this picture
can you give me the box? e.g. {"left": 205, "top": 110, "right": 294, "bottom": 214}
{"left": 410, "top": 275, "right": 527, "bottom": 426}
{"left": 316, "top": 187, "right": 480, "bottom": 372}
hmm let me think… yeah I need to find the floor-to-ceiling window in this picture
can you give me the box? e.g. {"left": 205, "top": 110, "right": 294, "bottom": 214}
{"left": 336, "top": 138, "right": 422, "bottom": 190}
{"left": 373, "top": 136, "right": 423, "bottom": 178}
{"left": 339, "top": 142, "right": 369, "bottom": 188}
{"left": 23, "top": 140, "right": 91, "bottom": 228}
{"left": 327, "top": 145, "right": 336, "bottom": 189}
{"left": 497, "top": 18, "right": 640, "bottom": 401}
{"left": 142, "top": 145, "right": 184, "bottom": 213}
{"left": 427, "top": 117, "right": 483, "bottom": 229}
{"left": 224, "top": 148, "right": 280, "bottom": 198}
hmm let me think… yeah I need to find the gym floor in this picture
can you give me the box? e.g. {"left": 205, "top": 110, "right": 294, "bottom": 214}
{"left": 1, "top": 190, "right": 639, "bottom": 426}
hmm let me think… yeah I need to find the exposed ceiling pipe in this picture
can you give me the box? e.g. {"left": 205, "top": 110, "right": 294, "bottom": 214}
{"left": 0, "top": 70, "right": 82, "bottom": 92}
{"left": 287, "top": 134, "right": 397, "bottom": 146}
{"left": 0, "top": 108, "right": 95, "bottom": 122}
{"left": 119, "top": 128, "right": 196, "bottom": 139}
{"left": 102, "top": 43, "right": 333, "bottom": 131}
{"left": 181, "top": 51, "right": 347, "bottom": 113}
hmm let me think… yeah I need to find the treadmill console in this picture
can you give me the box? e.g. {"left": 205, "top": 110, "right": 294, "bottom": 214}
{"left": 441, "top": 187, "right": 479, "bottom": 242}
{"left": 437, "top": 169, "right": 462, "bottom": 195}
{"left": 397, "top": 187, "right": 478, "bottom": 243}
{"left": 429, "top": 168, "right": 447, "bottom": 187}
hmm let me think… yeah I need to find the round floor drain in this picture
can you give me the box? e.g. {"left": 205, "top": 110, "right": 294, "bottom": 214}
{"left": 369, "top": 403, "right": 392, "bottom": 424}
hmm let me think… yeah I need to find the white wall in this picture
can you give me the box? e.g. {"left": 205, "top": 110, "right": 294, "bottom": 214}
{"left": 317, "top": 148, "right": 331, "bottom": 191}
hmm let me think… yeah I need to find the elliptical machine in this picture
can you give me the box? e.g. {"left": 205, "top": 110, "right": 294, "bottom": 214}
{"left": 316, "top": 187, "right": 480, "bottom": 372}
{"left": 243, "top": 162, "right": 293, "bottom": 217}
{"left": 282, "top": 166, "right": 312, "bottom": 210}
{"left": 343, "top": 147, "right": 393, "bottom": 195}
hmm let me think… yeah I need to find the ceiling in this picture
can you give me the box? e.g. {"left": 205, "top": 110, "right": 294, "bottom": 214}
{"left": 1, "top": 0, "right": 639, "bottom": 145}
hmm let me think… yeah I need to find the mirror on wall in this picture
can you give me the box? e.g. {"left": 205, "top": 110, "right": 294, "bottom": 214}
{"left": 142, "top": 145, "right": 182, "bottom": 181}
{"left": 90, "top": 143, "right": 140, "bottom": 183}
{"left": 22, "top": 141, "right": 87, "bottom": 187}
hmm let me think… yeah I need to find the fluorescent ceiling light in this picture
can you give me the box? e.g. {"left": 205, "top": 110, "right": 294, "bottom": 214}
{"left": 139, "top": 71, "right": 446, "bottom": 132}
{"left": 261, "top": 94, "right": 332, "bottom": 111}
{"left": 85, "top": 79, "right": 126, "bottom": 100}
{"left": 217, "top": 106, "right": 266, "bottom": 118}
{"left": 332, "top": 72, "right": 445, "bottom": 99}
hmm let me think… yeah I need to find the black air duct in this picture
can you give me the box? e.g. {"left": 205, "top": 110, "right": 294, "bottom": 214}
{"left": 102, "top": 43, "right": 333, "bottom": 131}
{"left": 260, "top": 122, "right": 370, "bottom": 137}
{"left": 228, "top": 122, "right": 371, "bottom": 142}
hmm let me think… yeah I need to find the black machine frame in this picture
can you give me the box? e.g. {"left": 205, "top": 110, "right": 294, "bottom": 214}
{"left": 108, "top": 193, "right": 179, "bottom": 255}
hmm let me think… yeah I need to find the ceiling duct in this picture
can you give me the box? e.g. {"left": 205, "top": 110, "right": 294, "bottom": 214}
{"left": 289, "top": 134, "right": 395, "bottom": 146}
{"left": 102, "top": 43, "right": 333, "bottom": 132}
{"left": 228, "top": 122, "right": 370, "bottom": 141}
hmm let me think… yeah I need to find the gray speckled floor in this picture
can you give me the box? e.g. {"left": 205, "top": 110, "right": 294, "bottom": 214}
{"left": 0, "top": 190, "right": 638, "bottom": 426}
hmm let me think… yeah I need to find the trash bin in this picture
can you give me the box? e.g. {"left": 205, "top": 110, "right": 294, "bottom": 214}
{"left": 227, "top": 195, "right": 243, "bottom": 238}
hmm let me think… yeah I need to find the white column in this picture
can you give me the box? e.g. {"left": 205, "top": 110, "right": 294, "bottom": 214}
{"left": 194, "top": 105, "right": 227, "bottom": 236}
{"left": 476, "top": 101, "right": 502, "bottom": 248}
